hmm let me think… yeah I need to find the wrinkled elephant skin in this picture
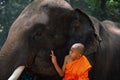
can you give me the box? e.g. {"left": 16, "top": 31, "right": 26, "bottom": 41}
{"left": 0, "top": 0, "right": 120, "bottom": 80}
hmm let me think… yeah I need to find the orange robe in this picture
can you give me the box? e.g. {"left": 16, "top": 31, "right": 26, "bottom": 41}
{"left": 64, "top": 55, "right": 92, "bottom": 80}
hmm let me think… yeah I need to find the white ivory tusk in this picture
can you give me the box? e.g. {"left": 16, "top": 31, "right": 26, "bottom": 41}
{"left": 8, "top": 66, "right": 25, "bottom": 80}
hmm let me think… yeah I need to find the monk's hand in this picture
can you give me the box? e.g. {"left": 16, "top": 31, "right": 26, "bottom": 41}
{"left": 50, "top": 50, "right": 57, "bottom": 64}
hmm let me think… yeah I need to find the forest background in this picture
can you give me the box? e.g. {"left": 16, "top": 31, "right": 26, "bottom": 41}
{"left": 0, "top": 0, "right": 120, "bottom": 79}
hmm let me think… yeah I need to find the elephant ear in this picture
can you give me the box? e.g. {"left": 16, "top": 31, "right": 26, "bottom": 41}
{"left": 88, "top": 16, "right": 102, "bottom": 42}
{"left": 72, "top": 8, "right": 102, "bottom": 61}
{"left": 75, "top": 8, "right": 102, "bottom": 42}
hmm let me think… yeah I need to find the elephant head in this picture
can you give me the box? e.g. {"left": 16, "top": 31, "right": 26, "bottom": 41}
{"left": 0, "top": 0, "right": 101, "bottom": 79}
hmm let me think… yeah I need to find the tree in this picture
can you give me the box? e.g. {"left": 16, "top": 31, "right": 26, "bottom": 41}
{"left": 0, "top": 0, "right": 33, "bottom": 46}
{"left": 0, "top": 0, "right": 120, "bottom": 79}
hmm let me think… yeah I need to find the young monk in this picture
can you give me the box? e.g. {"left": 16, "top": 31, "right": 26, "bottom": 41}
{"left": 51, "top": 43, "right": 92, "bottom": 80}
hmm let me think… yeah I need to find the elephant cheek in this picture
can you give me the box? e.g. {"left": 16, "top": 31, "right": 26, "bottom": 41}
{"left": 53, "top": 37, "right": 67, "bottom": 48}
{"left": 85, "top": 41, "right": 98, "bottom": 55}
{"left": 28, "top": 56, "right": 57, "bottom": 76}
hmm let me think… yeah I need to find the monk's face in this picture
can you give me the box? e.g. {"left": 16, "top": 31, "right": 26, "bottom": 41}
{"left": 69, "top": 48, "right": 82, "bottom": 60}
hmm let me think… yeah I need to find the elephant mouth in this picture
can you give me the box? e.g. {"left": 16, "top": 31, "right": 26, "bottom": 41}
{"left": 9, "top": 52, "right": 56, "bottom": 80}
{"left": 30, "top": 62, "right": 56, "bottom": 75}
{"left": 27, "top": 49, "right": 57, "bottom": 75}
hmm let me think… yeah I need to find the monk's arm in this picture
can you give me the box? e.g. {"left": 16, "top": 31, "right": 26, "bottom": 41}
{"left": 51, "top": 50, "right": 64, "bottom": 77}
{"left": 53, "top": 61, "right": 64, "bottom": 77}
{"left": 62, "top": 56, "right": 68, "bottom": 72}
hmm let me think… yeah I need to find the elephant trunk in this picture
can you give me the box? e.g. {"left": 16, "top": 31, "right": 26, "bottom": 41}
{"left": 0, "top": 35, "right": 31, "bottom": 79}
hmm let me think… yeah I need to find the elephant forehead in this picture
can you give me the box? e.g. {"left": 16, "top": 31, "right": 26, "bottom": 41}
{"left": 10, "top": 11, "right": 49, "bottom": 33}
{"left": 103, "top": 21, "right": 120, "bottom": 35}
{"left": 38, "top": 0, "right": 73, "bottom": 10}
{"left": 108, "top": 27, "right": 120, "bottom": 35}
{"left": 28, "top": 12, "right": 49, "bottom": 25}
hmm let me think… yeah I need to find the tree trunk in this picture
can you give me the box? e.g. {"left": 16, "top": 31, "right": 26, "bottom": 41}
{"left": 100, "top": 0, "right": 108, "bottom": 19}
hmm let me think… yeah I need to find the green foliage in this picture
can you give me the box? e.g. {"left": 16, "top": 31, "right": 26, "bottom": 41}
{"left": 0, "top": 0, "right": 120, "bottom": 79}
{"left": 84, "top": 0, "right": 120, "bottom": 21}
{"left": 84, "top": 0, "right": 102, "bottom": 19}
{"left": 106, "top": 0, "right": 120, "bottom": 21}
{"left": 67, "top": 0, "right": 120, "bottom": 22}
{"left": 0, "top": 0, "right": 33, "bottom": 46}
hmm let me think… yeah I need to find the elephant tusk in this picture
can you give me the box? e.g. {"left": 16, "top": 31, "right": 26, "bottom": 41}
{"left": 8, "top": 66, "right": 25, "bottom": 80}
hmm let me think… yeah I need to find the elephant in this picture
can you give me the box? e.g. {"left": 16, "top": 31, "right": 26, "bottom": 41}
{"left": 0, "top": 0, "right": 120, "bottom": 80}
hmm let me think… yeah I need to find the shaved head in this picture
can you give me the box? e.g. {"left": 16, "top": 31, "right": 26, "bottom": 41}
{"left": 71, "top": 43, "right": 85, "bottom": 54}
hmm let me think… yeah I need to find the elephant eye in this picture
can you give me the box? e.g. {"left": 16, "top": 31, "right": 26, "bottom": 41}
{"left": 34, "top": 31, "right": 42, "bottom": 38}
{"left": 72, "top": 20, "right": 81, "bottom": 28}
{"left": 31, "top": 23, "right": 46, "bottom": 40}
{"left": 49, "top": 32, "right": 55, "bottom": 37}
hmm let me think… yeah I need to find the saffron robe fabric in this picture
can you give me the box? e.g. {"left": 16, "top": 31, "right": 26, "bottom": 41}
{"left": 64, "top": 55, "right": 92, "bottom": 80}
